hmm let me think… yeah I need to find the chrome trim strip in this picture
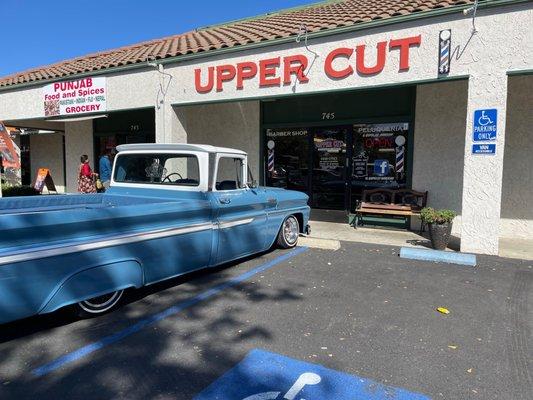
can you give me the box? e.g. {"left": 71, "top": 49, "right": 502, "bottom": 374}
{"left": 267, "top": 208, "right": 306, "bottom": 216}
{"left": 0, "top": 222, "right": 213, "bottom": 266}
{"left": 218, "top": 217, "right": 254, "bottom": 229}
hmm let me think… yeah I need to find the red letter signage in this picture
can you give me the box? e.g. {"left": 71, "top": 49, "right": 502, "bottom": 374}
{"left": 389, "top": 35, "right": 421, "bottom": 71}
{"left": 355, "top": 41, "right": 387, "bottom": 75}
{"left": 236, "top": 62, "right": 258, "bottom": 90}
{"left": 193, "top": 34, "right": 423, "bottom": 93}
{"left": 259, "top": 57, "right": 281, "bottom": 87}
{"left": 324, "top": 48, "right": 354, "bottom": 79}
{"left": 195, "top": 67, "right": 214, "bottom": 93}
{"left": 216, "top": 65, "right": 236, "bottom": 92}
{"left": 283, "top": 55, "right": 309, "bottom": 85}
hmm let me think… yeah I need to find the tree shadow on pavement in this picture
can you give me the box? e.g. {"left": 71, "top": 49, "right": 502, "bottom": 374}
{"left": 0, "top": 249, "right": 307, "bottom": 400}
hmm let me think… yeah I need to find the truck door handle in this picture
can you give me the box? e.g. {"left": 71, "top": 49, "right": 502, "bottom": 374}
{"left": 267, "top": 198, "right": 278, "bottom": 205}
{"left": 219, "top": 197, "right": 231, "bottom": 204}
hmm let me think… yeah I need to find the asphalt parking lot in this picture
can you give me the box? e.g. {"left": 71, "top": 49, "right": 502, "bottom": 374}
{"left": 0, "top": 241, "right": 531, "bottom": 400}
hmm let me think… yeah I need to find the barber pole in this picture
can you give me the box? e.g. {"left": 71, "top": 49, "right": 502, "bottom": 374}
{"left": 267, "top": 139, "right": 275, "bottom": 174}
{"left": 438, "top": 29, "right": 451, "bottom": 75}
{"left": 395, "top": 146, "right": 405, "bottom": 179}
{"left": 395, "top": 134, "right": 406, "bottom": 180}
{"left": 268, "top": 149, "right": 275, "bottom": 173}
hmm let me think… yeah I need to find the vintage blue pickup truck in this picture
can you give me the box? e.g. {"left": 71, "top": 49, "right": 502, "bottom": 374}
{"left": 0, "top": 144, "right": 310, "bottom": 324}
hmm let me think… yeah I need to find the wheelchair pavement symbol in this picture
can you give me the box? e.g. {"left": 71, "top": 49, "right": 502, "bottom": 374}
{"left": 194, "top": 349, "right": 431, "bottom": 400}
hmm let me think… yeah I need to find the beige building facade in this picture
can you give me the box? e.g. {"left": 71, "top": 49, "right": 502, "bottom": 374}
{"left": 0, "top": 1, "right": 531, "bottom": 255}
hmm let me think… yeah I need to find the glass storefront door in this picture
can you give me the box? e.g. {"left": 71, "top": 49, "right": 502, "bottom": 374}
{"left": 311, "top": 126, "right": 348, "bottom": 209}
{"left": 349, "top": 122, "right": 410, "bottom": 210}
{"left": 263, "top": 121, "right": 410, "bottom": 212}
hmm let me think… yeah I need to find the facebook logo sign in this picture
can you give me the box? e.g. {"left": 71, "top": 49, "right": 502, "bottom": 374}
{"left": 374, "top": 159, "right": 390, "bottom": 176}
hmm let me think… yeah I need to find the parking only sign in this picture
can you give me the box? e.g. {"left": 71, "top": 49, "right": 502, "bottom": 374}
{"left": 473, "top": 108, "right": 497, "bottom": 142}
{"left": 194, "top": 349, "right": 430, "bottom": 400}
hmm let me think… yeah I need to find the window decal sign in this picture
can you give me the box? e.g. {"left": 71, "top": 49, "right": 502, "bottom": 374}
{"left": 194, "top": 349, "right": 430, "bottom": 400}
{"left": 352, "top": 123, "right": 409, "bottom": 183}
{"left": 43, "top": 77, "right": 107, "bottom": 117}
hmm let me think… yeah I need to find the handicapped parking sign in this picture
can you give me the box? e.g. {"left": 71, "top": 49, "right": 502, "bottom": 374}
{"left": 473, "top": 108, "right": 497, "bottom": 142}
{"left": 194, "top": 349, "right": 430, "bottom": 400}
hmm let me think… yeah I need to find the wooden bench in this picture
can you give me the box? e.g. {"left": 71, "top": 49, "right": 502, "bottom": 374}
{"left": 354, "top": 188, "right": 428, "bottom": 231}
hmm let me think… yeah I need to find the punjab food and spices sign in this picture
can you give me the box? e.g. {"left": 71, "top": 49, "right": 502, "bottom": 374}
{"left": 43, "top": 77, "right": 106, "bottom": 117}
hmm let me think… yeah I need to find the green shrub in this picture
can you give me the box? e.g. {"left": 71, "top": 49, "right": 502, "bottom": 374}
{"left": 1, "top": 185, "right": 40, "bottom": 197}
{"left": 420, "top": 207, "right": 456, "bottom": 224}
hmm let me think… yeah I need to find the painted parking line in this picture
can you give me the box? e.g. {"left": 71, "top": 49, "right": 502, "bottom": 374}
{"left": 32, "top": 247, "right": 308, "bottom": 377}
{"left": 195, "top": 349, "right": 431, "bottom": 400}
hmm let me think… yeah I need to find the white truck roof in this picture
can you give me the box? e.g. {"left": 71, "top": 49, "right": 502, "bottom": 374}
{"left": 116, "top": 143, "right": 247, "bottom": 155}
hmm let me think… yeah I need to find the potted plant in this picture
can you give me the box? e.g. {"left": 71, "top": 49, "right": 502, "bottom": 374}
{"left": 420, "top": 207, "right": 456, "bottom": 250}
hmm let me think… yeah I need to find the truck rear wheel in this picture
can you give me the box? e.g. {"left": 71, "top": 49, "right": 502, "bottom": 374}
{"left": 75, "top": 290, "right": 124, "bottom": 318}
{"left": 277, "top": 215, "right": 299, "bottom": 249}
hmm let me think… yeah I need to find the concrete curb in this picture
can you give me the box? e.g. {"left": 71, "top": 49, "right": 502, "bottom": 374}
{"left": 299, "top": 236, "right": 341, "bottom": 251}
{"left": 400, "top": 247, "right": 477, "bottom": 266}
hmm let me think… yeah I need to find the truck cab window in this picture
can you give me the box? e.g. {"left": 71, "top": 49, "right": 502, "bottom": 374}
{"left": 114, "top": 154, "right": 199, "bottom": 186}
{"left": 215, "top": 157, "right": 243, "bottom": 190}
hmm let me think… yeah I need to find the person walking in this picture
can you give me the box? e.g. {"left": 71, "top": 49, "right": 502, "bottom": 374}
{"left": 99, "top": 149, "right": 114, "bottom": 189}
{"left": 78, "top": 154, "right": 98, "bottom": 194}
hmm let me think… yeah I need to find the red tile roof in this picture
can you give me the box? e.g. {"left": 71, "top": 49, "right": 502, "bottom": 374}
{"left": 0, "top": 0, "right": 475, "bottom": 88}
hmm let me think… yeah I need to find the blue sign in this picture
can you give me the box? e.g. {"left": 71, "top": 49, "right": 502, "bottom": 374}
{"left": 194, "top": 349, "right": 430, "bottom": 400}
{"left": 472, "top": 143, "right": 496, "bottom": 155}
{"left": 473, "top": 108, "right": 497, "bottom": 141}
{"left": 374, "top": 159, "right": 390, "bottom": 176}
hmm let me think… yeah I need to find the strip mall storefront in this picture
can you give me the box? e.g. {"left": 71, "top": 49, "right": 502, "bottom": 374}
{"left": 0, "top": 1, "right": 531, "bottom": 255}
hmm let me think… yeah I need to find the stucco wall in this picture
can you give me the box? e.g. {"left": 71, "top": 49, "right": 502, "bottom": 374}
{"left": 64, "top": 120, "right": 94, "bottom": 193}
{"left": 0, "top": 3, "right": 531, "bottom": 254}
{"left": 412, "top": 80, "right": 468, "bottom": 235}
{"left": 29, "top": 133, "right": 65, "bottom": 193}
{"left": 180, "top": 101, "right": 261, "bottom": 180}
{"left": 500, "top": 75, "right": 533, "bottom": 239}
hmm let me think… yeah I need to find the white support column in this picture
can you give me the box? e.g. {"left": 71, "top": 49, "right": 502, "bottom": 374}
{"left": 460, "top": 74, "right": 508, "bottom": 255}
{"left": 64, "top": 120, "right": 93, "bottom": 193}
{"left": 155, "top": 103, "right": 187, "bottom": 144}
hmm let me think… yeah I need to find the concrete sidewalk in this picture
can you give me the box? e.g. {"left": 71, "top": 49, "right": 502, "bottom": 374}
{"left": 306, "top": 209, "right": 533, "bottom": 260}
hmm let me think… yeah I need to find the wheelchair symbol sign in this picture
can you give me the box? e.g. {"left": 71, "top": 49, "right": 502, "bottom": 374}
{"left": 473, "top": 109, "right": 497, "bottom": 142}
{"left": 194, "top": 349, "right": 431, "bottom": 400}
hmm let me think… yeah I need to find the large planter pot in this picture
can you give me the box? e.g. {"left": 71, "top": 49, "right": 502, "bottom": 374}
{"left": 428, "top": 222, "right": 453, "bottom": 250}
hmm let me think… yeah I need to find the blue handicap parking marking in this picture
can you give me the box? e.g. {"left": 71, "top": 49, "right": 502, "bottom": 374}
{"left": 473, "top": 108, "right": 497, "bottom": 142}
{"left": 194, "top": 349, "right": 431, "bottom": 400}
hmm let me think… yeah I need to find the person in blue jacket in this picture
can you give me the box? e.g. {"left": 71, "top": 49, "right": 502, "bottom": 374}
{"left": 99, "top": 149, "right": 115, "bottom": 189}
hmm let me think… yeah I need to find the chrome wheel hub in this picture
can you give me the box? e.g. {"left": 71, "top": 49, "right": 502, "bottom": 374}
{"left": 283, "top": 217, "right": 299, "bottom": 245}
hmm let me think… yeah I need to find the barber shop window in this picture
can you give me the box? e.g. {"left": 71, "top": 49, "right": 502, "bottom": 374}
{"left": 215, "top": 157, "right": 244, "bottom": 190}
{"left": 113, "top": 153, "right": 199, "bottom": 186}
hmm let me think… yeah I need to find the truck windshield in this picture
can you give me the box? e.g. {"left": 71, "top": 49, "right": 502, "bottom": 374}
{"left": 113, "top": 153, "right": 200, "bottom": 186}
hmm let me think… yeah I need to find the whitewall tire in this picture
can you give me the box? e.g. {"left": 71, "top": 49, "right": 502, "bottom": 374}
{"left": 277, "top": 215, "right": 300, "bottom": 249}
{"left": 75, "top": 290, "right": 124, "bottom": 318}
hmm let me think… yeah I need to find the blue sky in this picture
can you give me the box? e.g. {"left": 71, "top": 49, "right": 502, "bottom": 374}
{"left": 1, "top": 0, "right": 315, "bottom": 77}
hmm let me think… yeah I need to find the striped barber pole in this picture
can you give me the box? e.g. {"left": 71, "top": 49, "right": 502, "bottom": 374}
{"left": 268, "top": 149, "right": 275, "bottom": 172}
{"left": 396, "top": 145, "right": 405, "bottom": 178}
{"left": 438, "top": 29, "right": 451, "bottom": 75}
